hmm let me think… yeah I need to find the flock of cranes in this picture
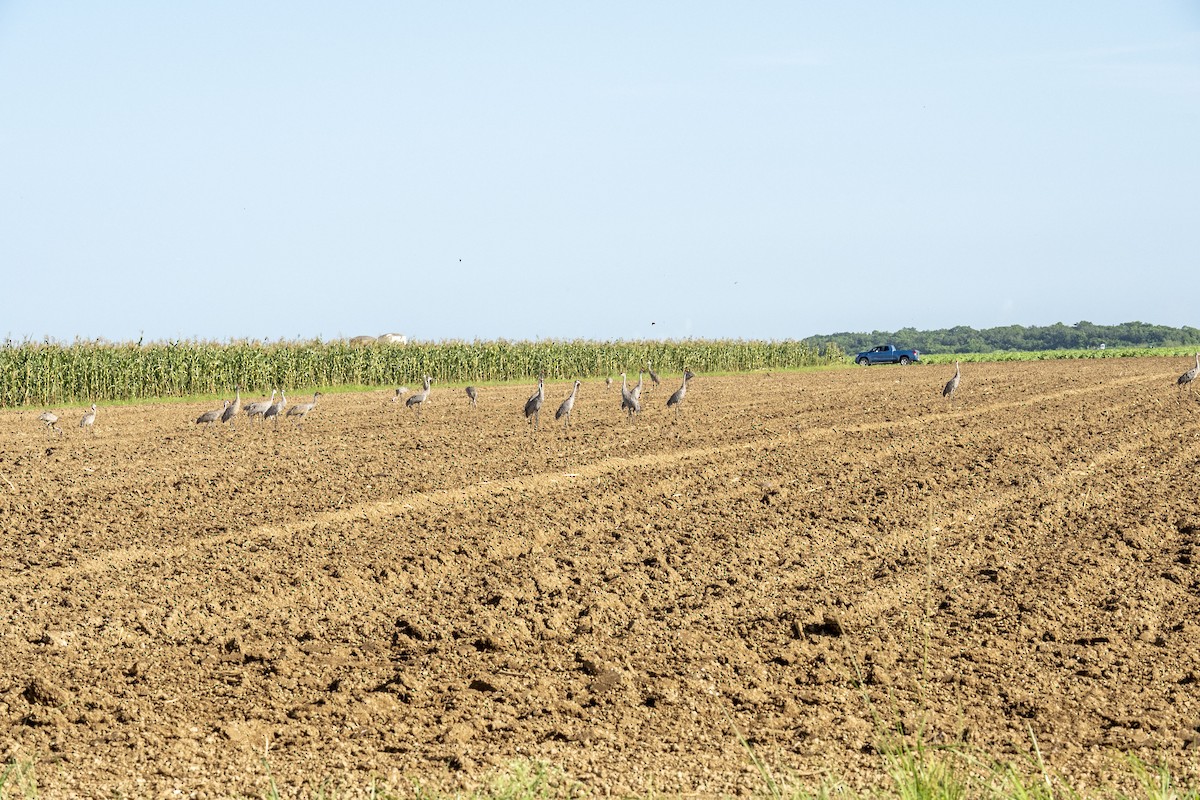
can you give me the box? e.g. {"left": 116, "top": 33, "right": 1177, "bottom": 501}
{"left": 29, "top": 355, "right": 1200, "bottom": 437}
{"left": 189, "top": 387, "right": 321, "bottom": 430}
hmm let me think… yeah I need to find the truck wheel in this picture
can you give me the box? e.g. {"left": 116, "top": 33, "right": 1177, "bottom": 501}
{"left": 899, "top": 356, "right": 911, "bottom": 365}
{"left": 857, "top": 357, "right": 869, "bottom": 366}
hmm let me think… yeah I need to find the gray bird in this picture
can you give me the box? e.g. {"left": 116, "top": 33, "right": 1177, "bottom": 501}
{"left": 466, "top": 386, "right": 478, "bottom": 407}
{"left": 196, "top": 400, "right": 229, "bottom": 425}
{"left": 620, "top": 372, "right": 641, "bottom": 417}
{"left": 391, "top": 387, "right": 408, "bottom": 403}
{"left": 244, "top": 389, "right": 276, "bottom": 423}
{"left": 263, "top": 391, "right": 287, "bottom": 427}
{"left": 556, "top": 380, "right": 581, "bottom": 429}
{"left": 647, "top": 362, "right": 661, "bottom": 388}
{"left": 38, "top": 411, "right": 63, "bottom": 437}
{"left": 524, "top": 375, "right": 545, "bottom": 429}
{"left": 406, "top": 376, "right": 433, "bottom": 418}
{"left": 80, "top": 403, "right": 97, "bottom": 432}
{"left": 221, "top": 386, "right": 242, "bottom": 427}
{"left": 631, "top": 371, "right": 645, "bottom": 403}
{"left": 667, "top": 369, "right": 695, "bottom": 411}
{"left": 1178, "top": 353, "right": 1199, "bottom": 393}
{"left": 942, "top": 361, "right": 961, "bottom": 399}
{"left": 286, "top": 392, "right": 322, "bottom": 427}
{"left": 605, "top": 376, "right": 614, "bottom": 391}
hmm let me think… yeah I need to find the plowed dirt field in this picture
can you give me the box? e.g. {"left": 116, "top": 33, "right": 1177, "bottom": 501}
{"left": 2, "top": 358, "right": 1199, "bottom": 797}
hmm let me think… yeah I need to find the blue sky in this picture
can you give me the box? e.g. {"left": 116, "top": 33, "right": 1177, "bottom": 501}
{"left": 2, "top": 3, "right": 1197, "bottom": 343}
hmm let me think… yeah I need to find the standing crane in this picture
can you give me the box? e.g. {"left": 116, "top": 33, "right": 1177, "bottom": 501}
{"left": 196, "top": 401, "right": 229, "bottom": 426}
{"left": 465, "top": 386, "right": 478, "bottom": 407}
{"left": 406, "top": 376, "right": 433, "bottom": 419}
{"left": 221, "top": 387, "right": 242, "bottom": 427}
{"left": 1178, "top": 353, "right": 1199, "bottom": 394}
{"left": 524, "top": 375, "right": 545, "bottom": 430}
{"left": 38, "top": 411, "right": 63, "bottom": 437}
{"left": 80, "top": 403, "right": 97, "bottom": 433}
{"left": 556, "top": 380, "right": 581, "bottom": 429}
{"left": 244, "top": 389, "right": 276, "bottom": 424}
{"left": 631, "top": 371, "right": 645, "bottom": 403}
{"left": 666, "top": 369, "right": 695, "bottom": 412}
{"left": 620, "top": 372, "right": 641, "bottom": 418}
{"left": 942, "top": 361, "right": 961, "bottom": 399}
{"left": 605, "top": 376, "right": 613, "bottom": 391}
{"left": 286, "top": 392, "right": 322, "bottom": 428}
{"left": 263, "top": 391, "right": 287, "bottom": 428}
{"left": 391, "top": 387, "right": 409, "bottom": 403}
{"left": 647, "top": 362, "right": 661, "bottom": 388}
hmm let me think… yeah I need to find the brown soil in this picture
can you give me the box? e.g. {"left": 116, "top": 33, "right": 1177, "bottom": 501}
{"left": 1, "top": 359, "right": 1199, "bottom": 797}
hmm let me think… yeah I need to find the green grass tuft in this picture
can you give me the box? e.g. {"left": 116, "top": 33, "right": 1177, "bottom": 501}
{"left": 0, "top": 759, "right": 37, "bottom": 800}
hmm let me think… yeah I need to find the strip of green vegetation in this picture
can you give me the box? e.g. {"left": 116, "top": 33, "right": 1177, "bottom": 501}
{"left": 5, "top": 337, "right": 1193, "bottom": 408}
{"left": 0, "top": 339, "right": 839, "bottom": 407}
{"left": 4, "top": 743, "right": 1196, "bottom": 799}
{"left": 914, "top": 346, "right": 1196, "bottom": 365}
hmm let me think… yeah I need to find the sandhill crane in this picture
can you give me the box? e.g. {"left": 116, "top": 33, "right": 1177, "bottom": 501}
{"left": 196, "top": 401, "right": 229, "bottom": 425}
{"left": 605, "top": 376, "right": 614, "bottom": 391}
{"left": 942, "top": 361, "right": 961, "bottom": 399}
{"left": 79, "top": 404, "right": 97, "bottom": 433}
{"left": 286, "top": 392, "right": 322, "bottom": 428}
{"left": 406, "top": 376, "right": 433, "bottom": 418}
{"left": 391, "top": 387, "right": 409, "bottom": 403}
{"left": 632, "top": 371, "right": 645, "bottom": 403}
{"left": 245, "top": 390, "right": 276, "bottom": 424}
{"left": 221, "top": 387, "right": 242, "bottom": 427}
{"left": 620, "top": 372, "right": 641, "bottom": 418}
{"left": 1178, "top": 353, "right": 1199, "bottom": 394}
{"left": 466, "top": 386, "right": 478, "bottom": 407}
{"left": 524, "top": 375, "right": 545, "bottom": 430}
{"left": 263, "top": 391, "right": 286, "bottom": 428}
{"left": 667, "top": 369, "right": 695, "bottom": 412}
{"left": 647, "top": 362, "right": 661, "bottom": 388}
{"left": 38, "top": 411, "right": 63, "bottom": 437}
{"left": 556, "top": 380, "right": 581, "bottom": 429}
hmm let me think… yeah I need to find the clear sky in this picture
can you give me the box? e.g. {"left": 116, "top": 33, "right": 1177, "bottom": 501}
{"left": 2, "top": 3, "right": 1197, "bottom": 344}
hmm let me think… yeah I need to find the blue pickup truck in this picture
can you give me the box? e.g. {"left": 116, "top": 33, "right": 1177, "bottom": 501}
{"left": 855, "top": 344, "right": 920, "bottom": 366}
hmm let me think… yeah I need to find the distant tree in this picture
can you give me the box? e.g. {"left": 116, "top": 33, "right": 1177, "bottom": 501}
{"left": 802, "top": 320, "right": 1200, "bottom": 356}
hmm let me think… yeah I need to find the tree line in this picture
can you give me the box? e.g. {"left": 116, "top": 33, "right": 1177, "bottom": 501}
{"left": 804, "top": 321, "right": 1200, "bottom": 356}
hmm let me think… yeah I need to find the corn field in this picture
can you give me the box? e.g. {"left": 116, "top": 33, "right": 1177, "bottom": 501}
{"left": 0, "top": 339, "right": 844, "bottom": 407}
